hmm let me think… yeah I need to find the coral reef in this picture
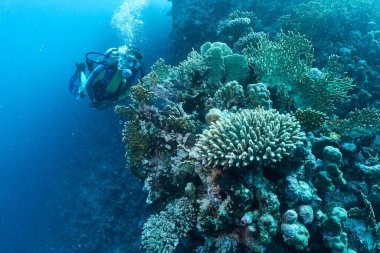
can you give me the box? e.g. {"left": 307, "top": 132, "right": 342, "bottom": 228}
{"left": 281, "top": 0, "right": 377, "bottom": 53}
{"left": 116, "top": 34, "right": 380, "bottom": 251}
{"left": 112, "top": 3, "right": 380, "bottom": 252}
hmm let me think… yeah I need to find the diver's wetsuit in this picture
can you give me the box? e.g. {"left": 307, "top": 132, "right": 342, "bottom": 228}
{"left": 87, "top": 58, "right": 144, "bottom": 108}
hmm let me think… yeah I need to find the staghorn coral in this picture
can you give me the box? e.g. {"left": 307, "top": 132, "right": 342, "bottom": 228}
{"left": 141, "top": 197, "right": 195, "bottom": 252}
{"left": 195, "top": 108, "right": 305, "bottom": 168}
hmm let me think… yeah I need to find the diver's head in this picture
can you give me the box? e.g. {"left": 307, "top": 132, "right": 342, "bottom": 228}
{"left": 118, "top": 46, "right": 143, "bottom": 70}
{"left": 127, "top": 46, "right": 143, "bottom": 61}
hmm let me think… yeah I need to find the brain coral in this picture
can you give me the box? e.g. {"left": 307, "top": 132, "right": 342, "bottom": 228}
{"left": 195, "top": 108, "right": 305, "bottom": 168}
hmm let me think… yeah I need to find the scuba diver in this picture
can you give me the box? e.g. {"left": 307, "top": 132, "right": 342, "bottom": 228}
{"left": 69, "top": 46, "right": 145, "bottom": 109}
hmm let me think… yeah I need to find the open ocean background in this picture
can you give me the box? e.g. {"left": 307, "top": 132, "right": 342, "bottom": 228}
{"left": 0, "top": 0, "right": 171, "bottom": 252}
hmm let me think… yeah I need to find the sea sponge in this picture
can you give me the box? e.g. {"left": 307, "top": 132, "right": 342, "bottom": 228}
{"left": 195, "top": 108, "right": 305, "bottom": 168}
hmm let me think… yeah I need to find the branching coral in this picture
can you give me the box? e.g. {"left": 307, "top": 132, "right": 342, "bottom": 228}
{"left": 122, "top": 120, "right": 157, "bottom": 179}
{"left": 130, "top": 84, "right": 155, "bottom": 105}
{"left": 281, "top": 0, "right": 377, "bottom": 42}
{"left": 234, "top": 31, "right": 264, "bottom": 51}
{"left": 195, "top": 108, "right": 305, "bottom": 168}
{"left": 331, "top": 107, "right": 380, "bottom": 137}
{"left": 297, "top": 56, "right": 354, "bottom": 113}
{"left": 244, "top": 31, "right": 314, "bottom": 86}
{"left": 244, "top": 32, "right": 354, "bottom": 113}
{"left": 292, "top": 108, "right": 328, "bottom": 131}
{"left": 217, "top": 10, "right": 256, "bottom": 46}
{"left": 114, "top": 104, "right": 129, "bottom": 119}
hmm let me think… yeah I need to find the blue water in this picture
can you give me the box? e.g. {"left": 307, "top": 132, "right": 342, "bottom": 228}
{"left": 0, "top": 1, "right": 171, "bottom": 252}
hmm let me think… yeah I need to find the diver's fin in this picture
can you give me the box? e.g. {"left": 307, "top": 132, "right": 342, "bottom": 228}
{"left": 69, "top": 69, "right": 81, "bottom": 95}
{"left": 69, "top": 63, "right": 87, "bottom": 96}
